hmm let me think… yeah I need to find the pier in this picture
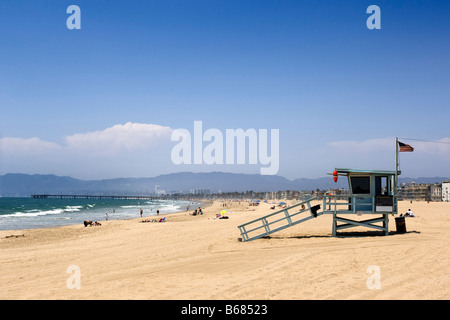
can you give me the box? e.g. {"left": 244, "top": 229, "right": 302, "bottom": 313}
{"left": 31, "top": 194, "right": 156, "bottom": 200}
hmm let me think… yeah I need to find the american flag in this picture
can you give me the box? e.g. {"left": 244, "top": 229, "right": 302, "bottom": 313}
{"left": 398, "top": 141, "right": 414, "bottom": 152}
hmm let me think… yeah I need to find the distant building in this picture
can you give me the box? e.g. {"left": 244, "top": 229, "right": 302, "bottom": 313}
{"left": 442, "top": 181, "right": 450, "bottom": 202}
{"left": 190, "top": 189, "right": 211, "bottom": 195}
{"left": 430, "top": 183, "right": 442, "bottom": 202}
{"left": 398, "top": 183, "right": 431, "bottom": 201}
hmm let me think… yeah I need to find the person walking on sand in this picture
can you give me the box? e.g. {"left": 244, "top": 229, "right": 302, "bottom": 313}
{"left": 157, "top": 209, "right": 160, "bottom": 215}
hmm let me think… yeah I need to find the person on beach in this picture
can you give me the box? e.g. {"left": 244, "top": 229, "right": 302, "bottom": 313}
{"left": 157, "top": 209, "right": 159, "bottom": 215}
{"left": 105, "top": 212, "right": 108, "bottom": 221}
{"left": 140, "top": 208, "right": 143, "bottom": 217}
{"left": 406, "top": 209, "right": 415, "bottom": 217}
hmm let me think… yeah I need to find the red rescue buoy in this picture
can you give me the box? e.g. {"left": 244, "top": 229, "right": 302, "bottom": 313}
{"left": 333, "top": 170, "right": 338, "bottom": 183}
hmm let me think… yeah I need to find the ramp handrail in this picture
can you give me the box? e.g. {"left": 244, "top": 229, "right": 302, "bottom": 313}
{"left": 238, "top": 197, "right": 321, "bottom": 242}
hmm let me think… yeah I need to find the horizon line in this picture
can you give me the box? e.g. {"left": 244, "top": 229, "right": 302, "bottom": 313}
{"left": 1, "top": 171, "right": 449, "bottom": 182}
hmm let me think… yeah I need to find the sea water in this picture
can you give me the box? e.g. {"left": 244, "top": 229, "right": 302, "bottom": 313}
{"left": 0, "top": 197, "right": 196, "bottom": 231}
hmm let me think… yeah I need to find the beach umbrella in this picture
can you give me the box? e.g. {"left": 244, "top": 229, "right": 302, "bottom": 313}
{"left": 220, "top": 209, "right": 227, "bottom": 216}
{"left": 279, "top": 202, "right": 287, "bottom": 206}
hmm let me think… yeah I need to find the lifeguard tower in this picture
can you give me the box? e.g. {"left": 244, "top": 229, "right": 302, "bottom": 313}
{"left": 237, "top": 168, "right": 398, "bottom": 241}
{"left": 324, "top": 168, "right": 397, "bottom": 236}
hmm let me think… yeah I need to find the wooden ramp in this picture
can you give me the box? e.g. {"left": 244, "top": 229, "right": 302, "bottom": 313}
{"left": 237, "top": 197, "right": 322, "bottom": 242}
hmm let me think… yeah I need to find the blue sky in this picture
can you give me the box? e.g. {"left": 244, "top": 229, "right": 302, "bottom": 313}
{"left": 0, "top": 0, "right": 449, "bottom": 180}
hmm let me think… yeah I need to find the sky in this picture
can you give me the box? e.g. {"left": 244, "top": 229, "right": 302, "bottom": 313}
{"left": 0, "top": 0, "right": 449, "bottom": 180}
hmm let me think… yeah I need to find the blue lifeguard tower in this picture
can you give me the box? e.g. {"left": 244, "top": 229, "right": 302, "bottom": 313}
{"left": 238, "top": 168, "right": 398, "bottom": 241}
{"left": 324, "top": 168, "right": 397, "bottom": 236}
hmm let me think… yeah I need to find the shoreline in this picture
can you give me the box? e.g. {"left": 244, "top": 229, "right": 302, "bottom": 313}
{"left": 1, "top": 200, "right": 449, "bottom": 299}
{"left": 0, "top": 197, "right": 209, "bottom": 233}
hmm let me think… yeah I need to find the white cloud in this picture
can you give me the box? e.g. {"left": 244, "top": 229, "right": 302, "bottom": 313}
{"left": 2, "top": 131, "right": 448, "bottom": 179}
{"left": 0, "top": 137, "right": 61, "bottom": 155}
{"left": 328, "top": 137, "right": 450, "bottom": 155}
{"left": 64, "top": 122, "right": 173, "bottom": 154}
{"left": 405, "top": 137, "right": 450, "bottom": 155}
{"left": 0, "top": 123, "right": 176, "bottom": 178}
{"left": 1, "top": 123, "right": 173, "bottom": 156}
{"left": 328, "top": 138, "right": 393, "bottom": 153}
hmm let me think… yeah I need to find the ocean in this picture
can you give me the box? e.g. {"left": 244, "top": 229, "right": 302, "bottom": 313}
{"left": 0, "top": 197, "right": 196, "bottom": 231}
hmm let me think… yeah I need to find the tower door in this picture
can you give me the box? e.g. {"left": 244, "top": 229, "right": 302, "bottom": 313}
{"left": 349, "top": 176, "right": 372, "bottom": 211}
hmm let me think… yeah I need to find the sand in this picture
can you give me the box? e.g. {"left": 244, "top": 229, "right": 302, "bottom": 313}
{"left": 0, "top": 200, "right": 449, "bottom": 300}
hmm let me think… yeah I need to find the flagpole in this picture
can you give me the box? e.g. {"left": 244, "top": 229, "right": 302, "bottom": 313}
{"left": 395, "top": 137, "right": 399, "bottom": 176}
{"left": 395, "top": 137, "right": 399, "bottom": 214}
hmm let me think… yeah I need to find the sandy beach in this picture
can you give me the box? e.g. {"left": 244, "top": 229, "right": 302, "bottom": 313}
{"left": 0, "top": 199, "right": 449, "bottom": 300}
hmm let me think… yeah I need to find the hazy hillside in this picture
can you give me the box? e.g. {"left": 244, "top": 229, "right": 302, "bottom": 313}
{"left": 0, "top": 172, "right": 447, "bottom": 197}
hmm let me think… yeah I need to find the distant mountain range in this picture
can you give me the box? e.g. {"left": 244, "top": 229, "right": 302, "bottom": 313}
{"left": 0, "top": 172, "right": 448, "bottom": 197}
